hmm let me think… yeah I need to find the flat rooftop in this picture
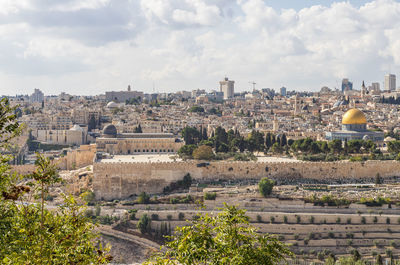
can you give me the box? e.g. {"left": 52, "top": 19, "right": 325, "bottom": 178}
{"left": 97, "top": 154, "right": 298, "bottom": 163}
{"left": 99, "top": 154, "right": 182, "bottom": 163}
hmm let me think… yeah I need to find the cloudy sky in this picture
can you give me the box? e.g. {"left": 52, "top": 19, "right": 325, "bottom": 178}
{"left": 1, "top": 0, "right": 400, "bottom": 95}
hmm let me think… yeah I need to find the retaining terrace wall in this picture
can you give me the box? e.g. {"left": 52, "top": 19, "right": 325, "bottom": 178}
{"left": 93, "top": 160, "right": 400, "bottom": 200}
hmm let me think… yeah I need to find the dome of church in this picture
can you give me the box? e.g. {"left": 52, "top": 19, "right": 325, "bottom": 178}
{"left": 342, "top": 108, "right": 367, "bottom": 125}
{"left": 102, "top": 124, "right": 117, "bottom": 136}
{"left": 70, "top": 124, "right": 83, "bottom": 131}
{"left": 106, "top": 101, "right": 118, "bottom": 108}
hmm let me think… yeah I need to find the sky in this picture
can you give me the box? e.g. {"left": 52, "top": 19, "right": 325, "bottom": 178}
{"left": 1, "top": 0, "right": 400, "bottom": 95}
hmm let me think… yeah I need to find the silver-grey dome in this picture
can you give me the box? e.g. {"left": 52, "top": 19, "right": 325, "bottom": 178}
{"left": 102, "top": 124, "right": 117, "bottom": 137}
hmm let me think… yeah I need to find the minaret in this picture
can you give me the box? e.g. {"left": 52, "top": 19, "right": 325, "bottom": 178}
{"left": 273, "top": 115, "right": 279, "bottom": 132}
{"left": 294, "top": 95, "right": 300, "bottom": 115}
{"left": 361, "top": 81, "right": 366, "bottom": 99}
{"left": 128, "top": 85, "right": 131, "bottom": 92}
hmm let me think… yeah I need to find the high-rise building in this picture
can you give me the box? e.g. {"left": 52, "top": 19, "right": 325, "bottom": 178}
{"left": 370, "top": 82, "right": 380, "bottom": 91}
{"left": 384, "top": 74, "right": 396, "bottom": 91}
{"left": 219, "top": 77, "right": 234, "bottom": 99}
{"left": 30, "top": 88, "right": 44, "bottom": 103}
{"left": 341, "top": 79, "right": 353, "bottom": 92}
{"left": 280, "top": 87, "right": 287, "bottom": 96}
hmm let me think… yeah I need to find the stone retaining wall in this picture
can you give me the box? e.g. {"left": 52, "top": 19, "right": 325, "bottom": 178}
{"left": 93, "top": 160, "right": 400, "bottom": 200}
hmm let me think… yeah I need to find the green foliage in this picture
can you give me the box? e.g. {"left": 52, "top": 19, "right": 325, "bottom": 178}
{"left": 81, "top": 190, "right": 96, "bottom": 205}
{"left": 359, "top": 196, "right": 390, "bottom": 206}
{"left": 188, "top": 106, "right": 204, "bottom": 113}
{"left": 163, "top": 173, "right": 192, "bottom": 193}
{"left": 361, "top": 216, "right": 366, "bottom": 224}
{"left": 178, "top": 144, "right": 197, "bottom": 158}
{"left": 388, "top": 140, "right": 400, "bottom": 154}
{"left": 193, "top": 145, "right": 214, "bottom": 160}
{"left": 349, "top": 156, "right": 365, "bottom": 162}
{"left": 233, "top": 152, "right": 257, "bottom": 161}
{"left": 125, "top": 96, "right": 141, "bottom": 105}
{"left": 145, "top": 204, "right": 292, "bottom": 265}
{"left": 181, "top": 127, "right": 201, "bottom": 145}
{"left": 128, "top": 209, "right": 137, "bottom": 220}
{"left": 137, "top": 214, "right": 151, "bottom": 234}
{"left": 258, "top": 177, "right": 275, "bottom": 197}
{"left": 375, "top": 173, "right": 383, "bottom": 185}
{"left": 95, "top": 205, "right": 101, "bottom": 217}
{"left": 137, "top": 192, "right": 151, "bottom": 204}
{"left": 270, "top": 142, "right": 283, "bottom": 154}
{"left": 169, "top": 195, "right": 193, "bottom": 204}
{"left": 204, "top": 192, "right": 217, "bottom": 200}
{"left": 0, "top": 151, "right": 111, "bottom": 264}
{"left": 0, "top": 97, "right": 22, "bottom": 149}
{"left": 305, "top": 194, "right": 351, "bottom": 206}
{"left": 134, "top": 124, "right": 142, "bottom": 133}
{"left": 178, "top": 212, "right": 185, "bottom": 221}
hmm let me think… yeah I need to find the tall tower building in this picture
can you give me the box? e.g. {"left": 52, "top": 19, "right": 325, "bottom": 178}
{"left": 341, "top": 78, "right": 353, "bottom": 92}
{"left": 294, "top": 95, "right": 300, "bottom": 115}
{"left": 30, "top": 88, "right": 44, "bottom": 103}
{"left": 361, "top": 81, "right": 367, "bottom": 98}
{"left": 219, "top": 77, "right": 234, "bottom": 99}
{"left": 384, "top": 74, "right": 396, "bottom": 91}
{"left": 273, "top": 115, "right": 279, "bottom": 132}
{"left": 280, "top": 87, "right": 287, "bottom": 96}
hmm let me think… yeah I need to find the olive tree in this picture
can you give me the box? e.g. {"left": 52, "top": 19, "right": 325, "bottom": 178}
{"left": 258, "top": 177, "right": 275, "bottom": 197}
{"left": 0, "top": 98, "right": 111, "bottom": 264}
{"left": 145, "top": 204, "right": 291, "bottom": 265}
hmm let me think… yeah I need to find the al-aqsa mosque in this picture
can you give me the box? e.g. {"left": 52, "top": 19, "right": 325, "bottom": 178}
{"left": 326, "top": 108, "right": 384, "bottom": 142}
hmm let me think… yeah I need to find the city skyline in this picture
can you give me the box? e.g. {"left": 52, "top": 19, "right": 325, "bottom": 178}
{"left": 1, "top": 0, "right": 400, "bottom": 95}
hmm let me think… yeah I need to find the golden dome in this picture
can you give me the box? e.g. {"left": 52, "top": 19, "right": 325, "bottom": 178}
{"left": 342, "top": 108, "right": 367, "bottom": 125}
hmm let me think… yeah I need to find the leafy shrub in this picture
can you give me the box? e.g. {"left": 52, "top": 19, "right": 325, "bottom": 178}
{"left": 204, "top": 192, "right": 217, "bottom": 200}
{"left": 84, "top": 209, "right": 94, "bottom": 218}
{"left": 128, "top": 209, "right": 137, "bottom": 220}
{"left": 256, "top": 215, "right": 262, "bottom": 223}
{"left": 283, "top": 216, "right": 288, "bottom": 224}
{"left": 163, "top": 174, "right": 192, "bottom": 193}
{"left": 270, "top": 216, "right": 275, "bottom": 223}
{"left": 95, "top": 205, "right": 101, "bottom": 217}
{"left": 81, "top": 190, "right": 95, "bottom": 205}
{"left": 151, "top": 214, "right": 159, "bottom": 221}
{"left": 258, "top": 177, "right": 275, "bottom": 197}
{"left": 137, "top": 214, "right": 151, "bottom": 234}
{"left": 178, "top": 212, "right": 185, "bottom": 221}
{"left": 137, "top": 192, "right": 151, "bottom": 204}
{"left": 309, "top": 216, "right": 314, "bottom": 224}
{"left": 361, "top": 217, "right": 366, "bottom": 224}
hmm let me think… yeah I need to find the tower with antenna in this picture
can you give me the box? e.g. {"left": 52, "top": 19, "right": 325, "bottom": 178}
{"left": 249, "top": 81, "right": 256, "bottom": 92}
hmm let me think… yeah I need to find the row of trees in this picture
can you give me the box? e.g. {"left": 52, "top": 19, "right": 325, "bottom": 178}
{"left": 380, "top": 95, "right": 400, "bottom": 105}
{"left": 180, "top": 126, "right": 282, "bottom": 157}
{"left": 179, "top": 125, "right": 385, "bottom": 160}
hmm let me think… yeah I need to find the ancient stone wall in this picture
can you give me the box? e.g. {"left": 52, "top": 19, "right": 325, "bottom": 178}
{"left": 57, "top": 144, "right": 96, "bottom": 170}
{"left": 93, "top": 160, "right": 400, "bottom": 200}
{"left": 10, "top": 165, "right": 36, "bottom": 175}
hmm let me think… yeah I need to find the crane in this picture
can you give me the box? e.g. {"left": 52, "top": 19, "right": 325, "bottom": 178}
{"left": 249, "top": 81, "right": 256, "bottom": 92}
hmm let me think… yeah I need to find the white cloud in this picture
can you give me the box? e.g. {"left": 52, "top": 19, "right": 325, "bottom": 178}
{"left": 141, "top": 0, "right": 222, "bottom": 27}
{"left": 1, "top": 0, "right": 400, "bottom": 95}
